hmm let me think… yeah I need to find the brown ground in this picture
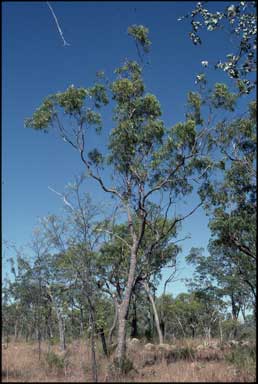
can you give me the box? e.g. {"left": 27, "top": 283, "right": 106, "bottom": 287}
{"left": 2, "top": 338, "right": 256, "bottom": 382}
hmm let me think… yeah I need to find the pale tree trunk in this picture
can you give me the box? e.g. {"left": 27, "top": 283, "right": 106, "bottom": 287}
{"left": 80, "top": 307, "right": 84, "bottom": 337}
{"left": 57, "top": 312, "right": 66, "bottom": 351}
{"left": 219, "top": 320, "right": 223, "bottom": 343}
{"left": 48, "top": 291, "right": 66, "bottom": 351}
{"left": 204, "top": 326, "right": 211, "bottom": 340}
{"left": 115, "top": 246, "right": 137, "bottom": 371}
{"left": 143, "top": 281, "right": 163, "bottom": 344}
{"left": 89, "top": 309, "right": 98, "bottom": 382}
{"left": 108, "top": 302, "right": 118, "bottom": 345}
{"left": 14, "top": 320, "right": 19, "bottom": 341}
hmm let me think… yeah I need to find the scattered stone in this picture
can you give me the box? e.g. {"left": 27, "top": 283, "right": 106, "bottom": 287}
{"left": 157, "top": 343, "right": 171, "bottom": 351}
{"left": 141, "top": 352, "right": 157, "bottom": 367}
{"left": 129, "top": 338, "right": 140, "bottom": 345}
{"left": 239, "top": 340, "right": 250, "bottom": 347}
{"left": 196, "top": 344, "right": 205, "bottom": 351}
{"left": 229, "top": 340, "right": 239, "bottom": 347}
{"left": 144, "top": 343, "right": 156, "bottom": 351}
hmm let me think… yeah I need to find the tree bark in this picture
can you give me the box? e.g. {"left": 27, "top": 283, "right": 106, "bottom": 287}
{"left": 219, "top": 320, "right": 223, "bottom": 343}
{"left": 143, "top": 281, "right": 164, "bottom": 344}
{"left": 99, "top": 326, "right": 108, "bottom": 357}
{"left": 108, "top": 302, "right": 118, "bottom": 345}
{"left": 89, "top": 309, "right": 98, "bottom": 382}
{"left": 48, "top": 292, "right": 66, "bottom": 351}
{"left": 116, "top": 307, "right": 127, "bottom": 368}
{"left": 80, "top": 307, "right": 84, "bottom": 337}
{"left": 115, "top": 246, "right": 138, "bottom": 371}
{"left": 57, "top": 313, "right": 66, "bottom": 351}
{"left": 130, "top": 298, "right": 138, "bottom": 338}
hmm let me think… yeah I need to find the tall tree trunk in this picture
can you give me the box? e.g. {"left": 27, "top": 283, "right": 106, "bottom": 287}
{"left": 48, "top": 291, "right": 66, "bottom": 351}
{"left": 143, "top": 281, "right": 163, "bottom": 344}
{"left": 37, "top": 324, "right": 42, "bottom": 360}
{"left": 89, "top": 308, "right": 98, "bottom": 382}
{"left": 115, "top": 246, "right": 137, "bottom": 371}
{"left": 108, "top": 302, "right": 118, "bottom": 345}
{"left": 14, "top": 320, "right": 19, "bottom": 341}
{"left": 80, "top": 307, "right": 84, "bottom": 337}
{"left": 130, "top": 298, "right": 138, "bottom": 338}
{"left": 57, "top": 312, "right": 66, "bottom": 351}
{"left": 99, "top": 326, "right": 108, "bottom": 357}
{"left": 219, "top": 319, "right": 223, "bottom": 343}
{"left": 160, "top": 318, "right": 165, "bottom": 340}
{"left": 116, "top": 307, "right": 127, "bottom": 368}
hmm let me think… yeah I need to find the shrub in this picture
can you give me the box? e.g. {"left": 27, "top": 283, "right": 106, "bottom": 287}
{"left": 45, "top": 351, "right": 65, "bottom": 372}
{"left": 225, "top": 344, "right": 256, "bottom": 376}
{"left": 165, "top": 346, "right": 195, "bottom": 363}
{"left": 113, "top": 356, "right": 134, "bottom": 374}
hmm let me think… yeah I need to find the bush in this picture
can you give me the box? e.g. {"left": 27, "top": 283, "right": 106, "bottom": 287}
{"left": 113, "top": 356, "right": 134, "bottom": 374}
{"left": 45, "top": 351, "right": 65, "bottom": 372}
{"left": 48, "top": 336, "right": 60, "bottom": 346}
{"left": 164, "top": 346, "right": 195, "bottom": 363}
{"left": 225, "top": 344, "right": 256, "bottom": 375}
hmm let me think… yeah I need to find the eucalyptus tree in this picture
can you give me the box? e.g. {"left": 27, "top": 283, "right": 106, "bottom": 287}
{"left": 180, "top": 1, "right": 256, "bottom": 94}
{"left": 25, "top": 25, "right": 214, "bottom": 371}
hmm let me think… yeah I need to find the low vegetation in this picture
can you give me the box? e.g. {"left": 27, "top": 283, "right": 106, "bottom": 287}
{"left": 2, "top": 338, "right": 256, "bottom": 382}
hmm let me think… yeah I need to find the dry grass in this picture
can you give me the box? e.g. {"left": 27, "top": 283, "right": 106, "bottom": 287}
{"left": 2, "top": 338, "right": 256, "bottom": 382}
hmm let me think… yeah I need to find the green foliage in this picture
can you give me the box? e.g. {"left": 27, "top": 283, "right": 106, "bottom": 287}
{"left": 186, "top": 91, "right": 203, "bottom": 125}
{"left": 89, "top": 84, "right": 109, "bottom": 107}
{"left": 128, "top": 25, "right": 151, "bottom": 53}
{"left": 88, "top": 148, "right": 104, "bottom": 166}
{"left": 173, "top": 119, "right": 196, "bottom": 149}
{"left": 24, "top": 97, "right": 55, "bottom": 130}
{"left": 211, "top": 83, "right": 237, "bottom": 111}
{"left": 56, "top": 86, "right": 88, "bottom": 114}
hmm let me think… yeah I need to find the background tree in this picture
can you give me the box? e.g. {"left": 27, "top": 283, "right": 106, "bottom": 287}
{"left": 180, "top": 1, "right": 256, "bottom": 323}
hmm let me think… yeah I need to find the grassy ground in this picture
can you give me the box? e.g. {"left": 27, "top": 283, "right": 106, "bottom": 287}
{"left": 2, "top": 338, "right": 256, "bottom": 382}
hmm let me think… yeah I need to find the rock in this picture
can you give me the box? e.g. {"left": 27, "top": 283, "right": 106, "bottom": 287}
{"left": 196, "top": 344, "right": 205, "bottom": 351}
{"left": 144, "top": 343, "right": 156, "bottom": 351}
{"left": 157, "top": 343, "right": 171, "bottom": 351}
{"left": 141, "top": 352, "right": 157, "bottom": 367}
{"left": 128, "top": 338, "right": 140, "bottom": 350}
{"left": 229, "top": 340, "right": 239, "bottom": 347}
{"left": 239, "top": 340, "right": 250, "bottom": 347}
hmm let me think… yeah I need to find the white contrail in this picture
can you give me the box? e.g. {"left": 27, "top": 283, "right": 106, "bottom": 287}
{"left": 46, "top": 1, "right": 70, "bottom": 46}
{"left": 48, "top": 186, "right": 74, "bottom": 210}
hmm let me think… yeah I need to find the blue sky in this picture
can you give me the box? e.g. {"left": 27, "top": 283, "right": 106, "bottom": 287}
{"left": 3, "top": 1, "right": 238, "bottom": 296}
